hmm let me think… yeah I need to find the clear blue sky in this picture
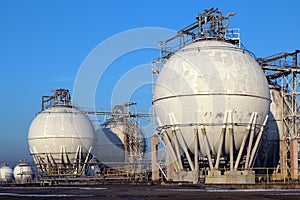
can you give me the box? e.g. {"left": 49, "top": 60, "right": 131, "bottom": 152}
{"left": 0, "top": 0, "right": 299, "bottom": 163}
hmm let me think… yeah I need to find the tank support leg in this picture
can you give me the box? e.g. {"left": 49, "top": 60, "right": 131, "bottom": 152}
{"left": 228, "top": 110, "right": 234, "bottom": 170}
{"left": 169, "top": 113, "right": 195, "bottom": 171}
{"left": 234, "top": 112, "right": 255, "bottom": 169}
{"left": 198, "top": 126, "right": 214, "bottom": 170}
{"left": 245, "top": 113, "right": 258, "bottom": 168}
{"left": 81, "top": 146, "right": 93, "bottom": 175}
{"left": 177, "top": 128, "right": 195, "bottom": 171}
{"left": 249, "top": 115, "right": 268, "bottom": 168}
{"left": 215, "top": 111, "right": 228, "bottom": 169}
{"left": 162, "top": 130, "right": 181, "bottom": 172}
{"left": 169, "top": 113, "right": 184, "bottom": 170}
{"left": 171, "top": 129, "right": 184, "bottom": 170}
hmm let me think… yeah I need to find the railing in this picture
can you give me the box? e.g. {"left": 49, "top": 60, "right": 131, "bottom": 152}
{"left": 158, "top": 28, "right": 241, "bottom": 61}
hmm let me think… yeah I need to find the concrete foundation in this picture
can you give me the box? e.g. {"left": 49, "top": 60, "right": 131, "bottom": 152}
{"left": 166, "top": 152, "right": 174, "bottom": 181}
{"left": 151, "top": 135, "right": 159, "bottom": 182}
{"left": 279, "top": 140, "right": 288, "bottom": 179}
{"left": 173, "top": 171, "right": 199, "bottom": 184}
{"left": 290, "top": 138, "right": 299, "bottom": 180}
{"left": 205, "top": 170, "right": 255, "bottom": 184}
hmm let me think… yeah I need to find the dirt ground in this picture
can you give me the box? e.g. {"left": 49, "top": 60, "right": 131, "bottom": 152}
{"left": 1, "top": 184, "right": 300, "bottom": 200}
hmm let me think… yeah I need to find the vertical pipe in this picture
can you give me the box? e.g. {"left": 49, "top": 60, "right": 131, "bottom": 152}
{"left": 42, "top": 96, "right": 45, "bottom": 111}
{"left": 60, "top": 145, "right": 65, "bottom": 166}
{"left": 123, "top": 105, "right": 128, "bottom": 162}
{"left": 228, "top": 110, "right": 234, "bottom": 170}
{"left": 194, "top": 128, "right": 199, "bottom": 171}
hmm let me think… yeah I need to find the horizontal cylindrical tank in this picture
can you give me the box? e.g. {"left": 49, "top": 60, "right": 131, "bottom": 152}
{"left": 28, "top": 106, "right": 95, "bottom": 163}
{"left": 13, "top": 162, "right": 33, "bottom": 183}
{"left": 153, "top": 40, "right": 270, "bottom": 156}
{"left": 0, "top": 165, "right": 13, "bottom": 182}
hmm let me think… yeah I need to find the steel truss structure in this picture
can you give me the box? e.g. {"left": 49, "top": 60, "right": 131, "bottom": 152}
{"left": 258, "top": 50, "right": 300, "bottom": 180}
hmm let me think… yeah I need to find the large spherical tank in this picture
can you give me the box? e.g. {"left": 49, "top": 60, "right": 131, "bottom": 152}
{"left": 13, "top": 163, "right": 32, "bottom": 183}
{"left": 93, "top": 128, "right": 125, "bottom": 163}
{"left": 0, "top": 166, "right": 13, "bottom": 182}
{"left": 28, "top": 106, "right": 95, "bottom": 162}
{"left": 153, "top": 40, "right": 270, "bottom": 156}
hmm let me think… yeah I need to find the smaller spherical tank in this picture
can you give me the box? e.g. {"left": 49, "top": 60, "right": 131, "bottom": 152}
{"left": 0, "top": 165, "right": 13, "bottom": 182}
{"left": 266, "top": 84, "right": 283, "bottom": 140}
{"left": 93, "top": 128, "right": 125, "bottom": 163}
{"left": 13, "top": 162, "right": 32, "bottom": 184}
{"left": 28, "top": 106, "right": 95, "bottom": 163}
{"left": 257, "top": 84, "right": 284, "bottom": 168}
{"left": 92, "top": 116, "right": 145, "bottom": 163}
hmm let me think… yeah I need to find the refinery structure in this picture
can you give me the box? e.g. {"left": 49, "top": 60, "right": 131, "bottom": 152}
{"left": 1, "top": 8, "right": 300, "bottom": 186}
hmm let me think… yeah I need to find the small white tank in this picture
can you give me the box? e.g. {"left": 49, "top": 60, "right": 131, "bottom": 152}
{"left": 13, "top": 162, "right": 32, "bottom": 183}
{"left": 0, "top": 165, "right": 13, "bottom": 182}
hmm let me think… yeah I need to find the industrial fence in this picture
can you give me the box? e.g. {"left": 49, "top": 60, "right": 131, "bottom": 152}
{"left": 253, "top": 167, "right": 298, "bottom": 184}
{"left": 2, "top": 164, "right": 300, "bottom": 185}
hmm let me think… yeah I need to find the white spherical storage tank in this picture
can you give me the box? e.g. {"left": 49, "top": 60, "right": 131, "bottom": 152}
{"left": 153, "top": 40, "right": 270, "bottom": 158}
{"left": 93, "top": 128, "right": 125, "bottom": 163}
{"left": 13, "top": 163, "right": 33, "bottom": 183}
{"left": 0, "top": 165, "right": 13, "bottom": 182}
{"left": 28, "top": 106, "right": 95, "bottom": 166}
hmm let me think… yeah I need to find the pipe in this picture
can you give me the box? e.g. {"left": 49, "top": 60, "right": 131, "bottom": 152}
{"left": 222, "top": 12, "right": 236, "bottom": 29}
{"left": 228, "top": 110, "right": 234, "bottom": 170}
{"left": 194, "top": 128, "right": 199, "bottom": 171}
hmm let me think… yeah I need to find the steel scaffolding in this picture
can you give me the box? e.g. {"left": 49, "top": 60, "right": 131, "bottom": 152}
{"left": 258, "top": 50, "right": 300, "bottom": 180}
